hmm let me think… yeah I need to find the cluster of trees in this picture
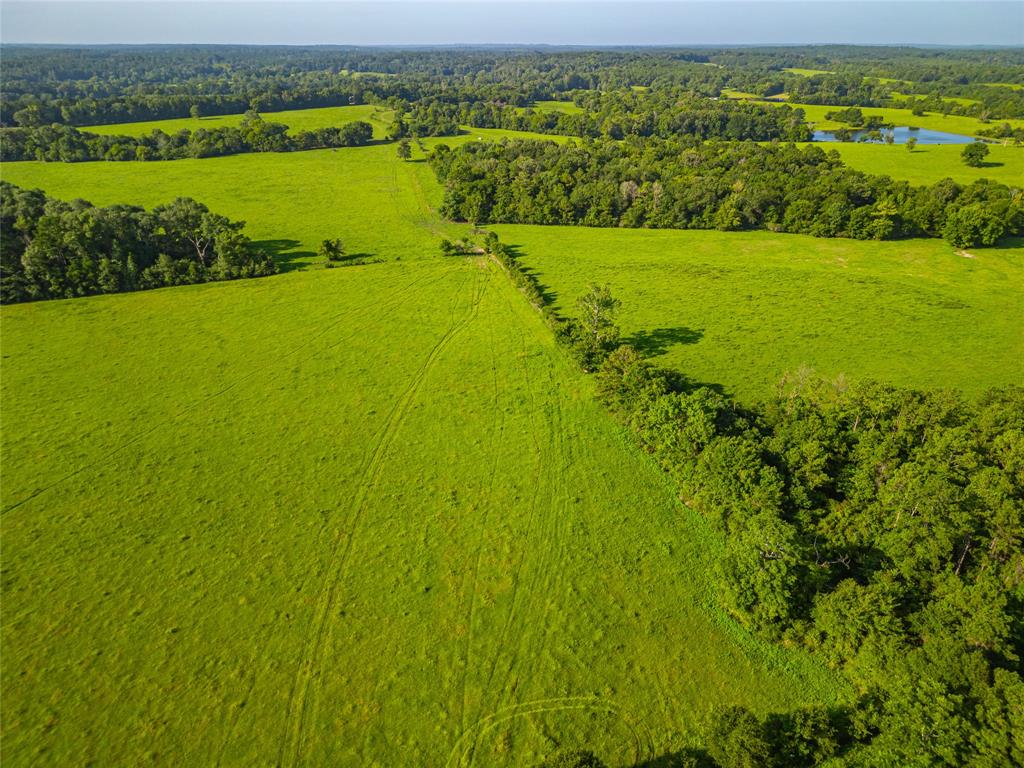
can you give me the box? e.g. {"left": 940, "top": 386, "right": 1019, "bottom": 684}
{"left": 391, "top": 91, "right": 812, "bottom": 142}
{"left": 432, "top": 138, "right": 1022, "bottom": 247}
{"left": 1, "top": 182, "right": 275, "bottom": 303}
{"left": 0, "top": 112, "right": 374, "bottom": 162}
{"left": 482, "top": 231, "right": 1023, "bottom": 766}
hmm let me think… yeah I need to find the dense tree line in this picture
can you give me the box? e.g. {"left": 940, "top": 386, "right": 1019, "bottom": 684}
{"left": 1, "top": 182, "right": 275, "bottom": 303}
{"left": 395, "top": 91, "right": 811, "bottom": 142}
{"left": 5, "top": 45, "right": 1022, "bottom": 130}
{"left": 482, "top": 232, "right": 1022, "bottom": 767}
{"left": 0, "top": 112, "right": 373, "bottom": 162}
{"left": 432, "top": 138, "right": 1023, "bottom": 248}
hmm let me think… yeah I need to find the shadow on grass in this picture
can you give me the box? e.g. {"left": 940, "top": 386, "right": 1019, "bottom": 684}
{"left": 625, "top": 326, "right": 704, "bottom": 357}
{"left": 503, "top": 243, "right": 563, "bottom": 308}
{"left": 251, "top": 239, "right": 315, "bottom": 273}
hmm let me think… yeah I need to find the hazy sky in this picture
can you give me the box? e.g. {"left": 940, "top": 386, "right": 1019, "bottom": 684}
{"left": 2, "top": 1, "right": 1022, "bottom": 46}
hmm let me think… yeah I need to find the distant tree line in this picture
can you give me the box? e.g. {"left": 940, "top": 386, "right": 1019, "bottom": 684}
{"left": 0, "top": 113, "right": 373, "bottom": 163}
{"left": 5, "top": 45, "right": 1021, "bottom": 131}
{"left": 1, "top": 182, "right": 276, "bottom": 303}
{"left": 432, "top": 138, "right": 1023, "bottom": 248}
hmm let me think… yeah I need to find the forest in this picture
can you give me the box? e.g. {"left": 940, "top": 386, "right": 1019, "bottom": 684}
{"left": 432, "top": 139, "right": 1021, "bottom": 247}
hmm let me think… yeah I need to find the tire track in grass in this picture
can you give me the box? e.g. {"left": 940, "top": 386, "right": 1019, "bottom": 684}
{"left": 454, "top": 274, "right": 656, "bottom": 767}
{"left": 281, "top": 264, "right": 489, "bottom": 767}
{"left": 454, "top": 261, "right": 509, "bottom": 745}
{"left": 456, "top": 281, "right": 569, "bottom": 766}
{"left": 198, "top": 263, "right": 459, "bottom": 764}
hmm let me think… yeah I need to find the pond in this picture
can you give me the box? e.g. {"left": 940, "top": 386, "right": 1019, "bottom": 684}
{"left": 813, "top": 126, "right": 977, "bottom": 144}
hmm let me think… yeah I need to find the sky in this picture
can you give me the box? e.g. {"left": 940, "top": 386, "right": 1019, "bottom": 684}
{"left": 2, "top": 1, "right": 1022, "bottom": 47}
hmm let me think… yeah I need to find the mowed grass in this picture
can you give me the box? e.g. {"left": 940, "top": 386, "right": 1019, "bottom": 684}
{"left": 497, "top": 226, "right": 1024, "bottom": 403}
{"left": 1, "top": 146, "right": 848, "bottom": 765}
{"left": 83, "top": 104, "right": 395, "bottom": 139}
{"left": 811, "top": 142, "right": 1024, "bottom": 186}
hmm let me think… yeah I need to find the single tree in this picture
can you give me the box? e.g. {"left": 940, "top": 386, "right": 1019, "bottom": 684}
{"left": 318, "top": 238, "right": 345, "bottom": 262}
{"left": 397, "top": 139, "right": 412, "bottom": 160}
{"left": 961, "top": 141, "right": 990, "bottom": 167}
{"left": 571, "top": 284, "right": 621, "bottom": 370}
{"left": 905, "top": 136, "right": 917, "bottom": 152}
{"left": 190, "top": 104, "right": 202, "bottom": 120}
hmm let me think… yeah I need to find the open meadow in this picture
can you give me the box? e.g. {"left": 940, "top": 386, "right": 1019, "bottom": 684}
{"left": 1, "top": 141, "right": 851, "bottom": 766}
{"left": 494, "top": 227, "right": 1024, "bottom": 403}
{"left": 812, "top": 141, "right": 1024, "bottom": 185}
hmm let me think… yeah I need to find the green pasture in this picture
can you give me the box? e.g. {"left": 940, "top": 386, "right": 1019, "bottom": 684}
{"left": 522, "top": 100, "right": 583, "bottom": 114}
{"left": 812, "top": 141, "right": 1024, "bottom": 186}
{"left": 890, "top": 91, "right": 980, "bottom": 107}
{"left": 722, "top": 91, "right": 1024, "bottom": 137}
{"left": 82, "top": 104, "right": 395, "bottom": 139}
{"left": 782, "top": 67, "right": 833, "bottom": 77}
{"left": 2, "top": 142, "right": 851, "bottom": 766}
{"left": 787, "top": 102, "right": 1024, "bottom": 137}
{"left": 498, "top": 226, "right": 1024, "bottom": 403}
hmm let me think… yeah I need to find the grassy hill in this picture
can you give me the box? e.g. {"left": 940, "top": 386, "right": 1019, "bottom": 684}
{"left": 1, "top": 142, "right": 851, "bottom": 766}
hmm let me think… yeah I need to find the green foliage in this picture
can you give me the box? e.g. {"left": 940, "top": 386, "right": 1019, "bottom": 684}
{"left": 961, "top": 141, "right": 991, "bottom": 167}
{"left": 317, "top": 238, "right": 346, "bottom": 262}
{"left": 434, "top": 138, "right": 1021, "bottom": 245}
{"left": 706, "top": 706, "right": 774, "bottom": 768}
{"left": 0, "top": 114, "right": 375, "bottom": 163}
{"left": 0, "top": 182, "right": 274, "bottom": 302}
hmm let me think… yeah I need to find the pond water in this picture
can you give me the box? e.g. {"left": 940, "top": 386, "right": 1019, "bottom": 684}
{"left": 813, "top": 126, "right": 977, "bottom": 144}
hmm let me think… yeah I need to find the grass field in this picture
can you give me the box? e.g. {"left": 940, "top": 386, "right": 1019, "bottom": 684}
{"left": 721, "top": 91, "right": 1024, "bottom": 137}
{"left": 497, "top": 226, "right": 1024, "bottom": 403}
{"left": 2, "top": 143, "right": 854, "bottom": 766}
{"left": 811, "top": 142, "right": 1024, "bottom": 186}
{"left": 522, "top": 100, "right": 583, "bottom": 114}
{"left": 83, "top": 105, "right": 396, "bottom": 139}
{"left": 783, "top": 67, "right": 833, "bottom": 76}
{"left": 787, "top": 102, "right": 1024, "bottom": 137}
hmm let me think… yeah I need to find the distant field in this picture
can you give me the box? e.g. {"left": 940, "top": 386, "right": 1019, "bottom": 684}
{"left": 82, "top": 104, "right": 395, "bottom": 139}
{"left": 890, "top": 91, "right": 980, "bottom": 107}
{"left": 2, "top": 143, "right": 848, "bottom": 766}
{"left": 498, "top": 226, "right": 1024, "bottom": 403}
{"left": 788, "top": 102, "right": 1024, "bottom": 137}
{"left": 722, "top": 92, "right": 1024, "bottom": 137}
{"left": 522, "top": 100, "right": 583, "bottom": 114}
{"left": 985, "top": 82, "right": 1024, "bottom": 90}
{"left": 783, "top": 67, "right": 833, "bottom": 76}
{"left": 817, "top": 142, "right": 1024, "bottom": 186}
